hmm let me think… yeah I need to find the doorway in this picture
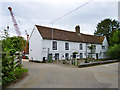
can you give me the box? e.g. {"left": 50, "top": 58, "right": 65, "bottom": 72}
{"left": 73, "top": 53, "right": 76, "bottom": 59}
{"left": 96, "top": 53, "right": 98, "bottom": 59}
{"left": 48, "top": 53, "right": 52, "bottom": 61}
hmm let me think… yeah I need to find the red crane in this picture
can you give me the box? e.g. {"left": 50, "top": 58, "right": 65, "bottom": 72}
{"left": 8, "top": 7, "right": 21, "bottom": 36}
{"left": 8, "top": 7, "right": 26, "bottom": 59}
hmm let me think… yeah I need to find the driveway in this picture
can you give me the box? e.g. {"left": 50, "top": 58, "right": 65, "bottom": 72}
{"left": 8, "top": 59, "right": 118, "bottom": 88}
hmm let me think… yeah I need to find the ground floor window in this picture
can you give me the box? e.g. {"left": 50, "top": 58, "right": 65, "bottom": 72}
{"left": 80, "top": 53, "right": 83, "bottom": 58}
{"left": 55, "top": 53, "right": 59, "bottom": 60}
{"left": 65, "top": 53, "right": 69, "bottom": 60}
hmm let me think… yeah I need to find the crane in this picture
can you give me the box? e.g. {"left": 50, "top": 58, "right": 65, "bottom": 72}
{"left": 8, "top": 7, "right": 21, "bottom": 36}
{"left": 8, "top": 7, "right": 26, "bottom": 59}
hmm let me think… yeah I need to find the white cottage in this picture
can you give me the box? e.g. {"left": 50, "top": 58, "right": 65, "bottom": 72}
{"left": 29, "top": 25, "right": 109, "bottom": 62}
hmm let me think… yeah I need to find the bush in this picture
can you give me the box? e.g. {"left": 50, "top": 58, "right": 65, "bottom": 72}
{"left": 1, "top": 31, "right": 28, "bottom": 87}
{"left": 2, "top": 64, "right": 28, "bottom": 87}
{"left": 107, "top": 44, "right": 120, "bottom": 59}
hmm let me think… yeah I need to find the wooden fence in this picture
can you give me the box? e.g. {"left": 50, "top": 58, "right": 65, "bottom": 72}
{"left": 14, "top": 52, "right": 22, "bottom": 68}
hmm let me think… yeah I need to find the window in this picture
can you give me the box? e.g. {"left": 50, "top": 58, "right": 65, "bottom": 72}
{"left": 55, "top": 53, "right": 59, "bottom": 60}
{"left": 53, "top": 41, "right": 57, "bottom": 50}
{"left": 80, "top": 53, "right": 83, "bottom": 58}
{"left": 102, "top": 46, "right": 105, "bottom": 49}
{"left": 80, "top": 44, "right": 83, "bottom": 50}
{"left": 94, "top": 45, "right": 96, "bottom": 49}
{"left": 65, "top": 53, "right": 69, "bottom": 60}
{"left": 65, "top": 43, "right": 69, "bottom": 50}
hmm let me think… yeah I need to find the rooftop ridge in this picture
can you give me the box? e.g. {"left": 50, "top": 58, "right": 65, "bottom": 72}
{"left": 36, "top": 25, "right": 76, "bottom": 33}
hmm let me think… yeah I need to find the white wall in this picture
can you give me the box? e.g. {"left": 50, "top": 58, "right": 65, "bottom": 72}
{"left": 42, "top": 39, "right": 103, "bottom": 60}
{"left": 99, "top": 37, "right": 109, "bottom": 59}
{"left": 42, "top": 37, "right": 109, "bottom": 60}
{"left": 29, "top": 26, "right": 43, "bottom": 61}
{"left": 42, "top": 40, "right": 86, "bottom": 60}
{"left": 86, "top": 37, "right": 109, "bottom": 59}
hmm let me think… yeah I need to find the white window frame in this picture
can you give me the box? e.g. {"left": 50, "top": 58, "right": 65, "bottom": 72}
{"left": 53, "top": 41, "right": 57, "bottom": 50}
{"left": 65, "top": 43, "right": 69, "bottom": 50}
{"left": 80, "top": 44, "right": 83, "bottom": 50}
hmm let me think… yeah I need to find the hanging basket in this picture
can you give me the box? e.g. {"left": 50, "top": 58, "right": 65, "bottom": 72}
{"left": 73, "top": 52, "right": 78, "bottom": 54}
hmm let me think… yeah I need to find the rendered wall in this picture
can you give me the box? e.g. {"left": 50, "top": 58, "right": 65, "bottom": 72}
{"left": 29, "top": 26, "right": 43, "bottom": 61}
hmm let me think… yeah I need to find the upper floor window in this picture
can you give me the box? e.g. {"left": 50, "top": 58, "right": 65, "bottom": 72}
{"left": 94, "top": 45, "right": 96, "bottom": 49}
{"left": 53, "top": 41, "right": 57, "bottom": 50}
{"left": 80, "top": 44, "right": 83, "bottom": 50}
{"left": 65, "top": 43, "right": 69, "bottom": 50}
{"left": 102, "top": 46, "right": 105, "bottom": 49}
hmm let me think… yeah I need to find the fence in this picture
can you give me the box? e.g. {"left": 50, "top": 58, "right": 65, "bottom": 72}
{"left": 14, "top": 52, "right": 22, "bottom": 67}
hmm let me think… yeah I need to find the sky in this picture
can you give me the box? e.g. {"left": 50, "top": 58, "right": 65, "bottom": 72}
{"left": 0, "top": 0, "right": 119, "bottom": 40}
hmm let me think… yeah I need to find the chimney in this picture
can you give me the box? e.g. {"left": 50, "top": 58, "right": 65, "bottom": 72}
{"left": 75, "top": 25, "right": 80, "bottom": 34}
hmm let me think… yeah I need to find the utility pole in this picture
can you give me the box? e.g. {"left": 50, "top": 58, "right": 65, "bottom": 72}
{"left": 51, "top": 22, "right": 53, "bottom": 62}
{"left": 86, "top": 43, "right": 88, "bottom": 58}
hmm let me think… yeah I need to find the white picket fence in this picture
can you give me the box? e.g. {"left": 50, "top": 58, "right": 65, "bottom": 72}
{"left": 14, "top": 52, "right": 22, "bottom": 67}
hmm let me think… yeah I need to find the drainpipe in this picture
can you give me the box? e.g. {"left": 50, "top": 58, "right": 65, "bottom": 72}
{"left": 47, "top": 48, "right": 50, "bottom": 62}
{"left": 86, "top": 43, "right": 88, "bottom": 58}
{"left": 51, "top": 22, "right": 53, "bottom": 62}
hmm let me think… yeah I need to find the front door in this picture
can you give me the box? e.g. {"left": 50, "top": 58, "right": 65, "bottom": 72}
{"left": 65, "top": 53, "right": 69, "bottom": 60}
{"left": 96, "top": 53, "right": 98, "bottom": 59}
{"left": 49, "top": 53, "right": 52, "bottom": 61}
{"left": 55, "top": 53, "right": 59, "bottom": 60}
{"left": 73, "top": 53, "right": 76, "bottom": 59}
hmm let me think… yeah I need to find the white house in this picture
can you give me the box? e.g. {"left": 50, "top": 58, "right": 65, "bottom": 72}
{"left": 29, "top": 25, "right": 109, "bottom": 62}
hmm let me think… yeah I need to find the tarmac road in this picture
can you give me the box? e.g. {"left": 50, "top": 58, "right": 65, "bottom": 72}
{"left": 8, "top": 59, "right": 118, "bottom": 88}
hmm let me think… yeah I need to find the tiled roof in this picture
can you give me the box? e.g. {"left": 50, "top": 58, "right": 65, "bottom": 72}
{"left": 35, "top": 25, "right": 105, "bottom": 44}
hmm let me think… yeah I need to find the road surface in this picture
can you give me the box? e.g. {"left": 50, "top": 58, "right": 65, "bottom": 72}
{"left": 8, "top": 59, "right": 118, "bottom": 88}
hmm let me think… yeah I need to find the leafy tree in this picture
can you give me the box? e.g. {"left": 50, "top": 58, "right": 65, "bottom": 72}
{"left": 94, "top": 18, "right": 120, "bottom": 44}
{"left": 2, "top": 36, "right": 25, "bottom": 53}
{"left": 110, "top": 30, "right": 120, "bottom": 46}
{"left": 107, "top": 30, "right": 120, "bottom": 59}
{"left": 1, "top": 30, "right": 28, "bottom": 87}
{"left": 107, "top": 44, "right": 120, "bottom": 59}
{"left": 88, "top": 44, "right": 95, "bottom": 58}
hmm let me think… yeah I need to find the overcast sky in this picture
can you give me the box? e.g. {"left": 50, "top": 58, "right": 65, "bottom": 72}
{"left": 0, "top": 0, "right": 119, "bottom": 39}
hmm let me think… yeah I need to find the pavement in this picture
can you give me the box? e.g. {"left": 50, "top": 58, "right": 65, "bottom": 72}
{"left": 7, "top": 59, "right": 119, "bottom": 88}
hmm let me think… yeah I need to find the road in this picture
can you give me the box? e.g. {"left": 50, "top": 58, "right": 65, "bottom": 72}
{"left": 8, "top": 59, "right": 118, "bottom": 88}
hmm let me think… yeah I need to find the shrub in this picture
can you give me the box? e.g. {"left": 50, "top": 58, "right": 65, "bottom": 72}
{"left": 1, "top": 30, "right": 28, "bottom": 87}
{"left": 107, "top": 44, "right": 120, "bottom": 59}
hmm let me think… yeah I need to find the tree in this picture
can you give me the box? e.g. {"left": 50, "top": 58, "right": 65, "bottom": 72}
{"left": 110, "top": 30, "right": 120, "bottom": 46}
{"left": 94, "top": 18, "right": 120, "bottom": 44}
{"left": 107, "top": 30, "right": 120, "bottom": 59}
{"left": 2, "top": 36, "right": 25, "bottom": 53}
{"left": 1, "top": 29, "right": 26, "bottom": 53}
{"left": 107, "top": 44, "right": 120, "bottom": 59}
{"left": 88, "top": 44, "right": 95, "bottom": 58}
{"left": 1, "top": 30, "right": 28, "bottom": 87}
